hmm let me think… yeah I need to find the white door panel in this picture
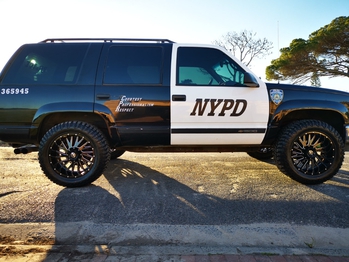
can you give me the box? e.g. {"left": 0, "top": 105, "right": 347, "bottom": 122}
{"left": 172, "top": 86, "right": 268, "bottom": 126}
{"left": 170, "top": 44, "right": 269, "bottom": 145}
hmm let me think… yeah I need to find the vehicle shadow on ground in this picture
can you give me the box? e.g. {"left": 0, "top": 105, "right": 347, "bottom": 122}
{"left": 308, "top": 169, "right": 349, "bottom": 203}
{"left": 54, "top": 158, "right": 349, "bottom": 231}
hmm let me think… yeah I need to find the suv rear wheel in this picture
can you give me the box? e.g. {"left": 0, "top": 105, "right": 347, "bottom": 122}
{"left": 39, "top": 121, "right": 110, "bottom": 187}
{"left": 274, "top": 120, "right": 344, "bottom": 184}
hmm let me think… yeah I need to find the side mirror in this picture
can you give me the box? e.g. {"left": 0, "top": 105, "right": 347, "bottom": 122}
{"left": 244, "top": 73, "right": 259, "bottom": 87}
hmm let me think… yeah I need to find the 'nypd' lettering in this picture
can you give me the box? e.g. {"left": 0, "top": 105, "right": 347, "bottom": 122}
{"left": 190, "top": 98, "right": 247, "bottom": 117}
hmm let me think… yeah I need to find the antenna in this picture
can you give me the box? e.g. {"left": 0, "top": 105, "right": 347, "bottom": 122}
{"left": 277, "top": 21, "right": 280, "bottom": 53}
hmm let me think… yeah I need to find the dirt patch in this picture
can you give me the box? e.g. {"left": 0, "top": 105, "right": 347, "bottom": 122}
{"left": 0, "top": 141, "right": 8, "bottom": 147}
{"left": 0, "top": 235, "right": 54, "bottom": 257}
{"left": 0, "top": 236, "right": 15, "bottom": 245}
{"left": 0, "top": 245, "right": 48, "bottom": 257}
{"left": 0, "top": 235, "right": 54, "bottom": 245}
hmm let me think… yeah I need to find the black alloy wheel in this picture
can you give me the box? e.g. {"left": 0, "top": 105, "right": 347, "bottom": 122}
{"left": 274, "top": 120, "right": 344, "bottom": 184}
{"left": 39, "top": 121, "right": 110, "bottom": 187}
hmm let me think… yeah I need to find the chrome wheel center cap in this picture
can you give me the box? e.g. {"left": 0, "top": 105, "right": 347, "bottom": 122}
{"left": 70, "top": 152, "right": 77, "bottom": 158}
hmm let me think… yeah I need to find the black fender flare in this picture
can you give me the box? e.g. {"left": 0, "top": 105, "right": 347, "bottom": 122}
{"left": 30, "top": 102, "right": 117, "bottom": 140}
{"left": 262, "top": 100, "right": 349, "bottom": 145}
{"left": 271, "top": 100, "right": 349, "bottom": 124}
{"left": 32, "top": 102, "right": 94, "bottom": 123}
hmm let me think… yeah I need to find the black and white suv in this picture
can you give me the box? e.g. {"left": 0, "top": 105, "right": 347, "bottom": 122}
{"left": 0, "top": 38, "right": 348, "bottom": 187}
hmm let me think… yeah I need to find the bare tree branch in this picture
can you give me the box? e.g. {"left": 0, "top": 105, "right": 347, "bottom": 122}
{"left": 213, "top": 30, "right": 273, "bottom": 67}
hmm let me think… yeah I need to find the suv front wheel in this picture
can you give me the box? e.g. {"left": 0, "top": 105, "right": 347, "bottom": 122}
{"left": 39, "top": 121, "right": 110, "bottom": 187}
{"left": 274, "top": 120, "right": 344, "bottom": 184}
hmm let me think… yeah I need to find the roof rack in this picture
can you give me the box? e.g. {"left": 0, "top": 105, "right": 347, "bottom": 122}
{"left": 41, "top": 38, "right": 174, "bottom": 43}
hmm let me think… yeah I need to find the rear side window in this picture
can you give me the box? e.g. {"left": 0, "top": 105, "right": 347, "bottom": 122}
{"left": 104, "top": 46, "right": 163, "bottom": 85}
{"left": 2, "top": 44, "right": 88, "bottom": 85}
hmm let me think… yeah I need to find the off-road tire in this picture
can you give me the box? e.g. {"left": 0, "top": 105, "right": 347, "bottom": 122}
{"left": 274, "top": 120, "right": 344, "bottom": 184}
{"left": 39, "top": 121, "right": 110, "bottom": 187}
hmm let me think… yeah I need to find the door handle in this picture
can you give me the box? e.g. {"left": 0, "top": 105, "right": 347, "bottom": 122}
{"left": 96, "top": 94, "right": 110, "bottom": 99}
{"left": 172, "top": 94, "right": 186, "bottom": 101}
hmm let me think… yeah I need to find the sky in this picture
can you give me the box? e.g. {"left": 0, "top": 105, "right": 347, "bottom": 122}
{"left": 1, "top": 0, "right": 348, "bottom": 90}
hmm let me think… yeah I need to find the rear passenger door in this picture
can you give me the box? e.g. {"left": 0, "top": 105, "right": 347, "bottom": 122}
{"left": 170, "top": 44, "right": 269, "bottom": 145}
{"left": 94, "top": 44, "right": 172, "bottom": 146}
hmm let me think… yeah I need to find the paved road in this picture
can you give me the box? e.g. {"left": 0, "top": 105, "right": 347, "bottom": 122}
{"left": 0, "top": 147, "right": 349, "bottom": 258}
{"left": 1, "top": 147, "right": 349, "bottom": 226}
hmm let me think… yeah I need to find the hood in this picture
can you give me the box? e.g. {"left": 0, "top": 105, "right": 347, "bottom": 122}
{"left": 265, "top": 82, "right": 349, "bottom": 96}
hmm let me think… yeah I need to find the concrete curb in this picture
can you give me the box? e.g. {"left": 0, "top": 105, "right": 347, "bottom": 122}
{"left": 1, "top": 244, "right": 349, "bottom": 257}
{"left": 1, "top": 222, "right": 349, "bottom": 257}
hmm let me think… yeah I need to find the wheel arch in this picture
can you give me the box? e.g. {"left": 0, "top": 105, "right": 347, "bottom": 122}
{"left": 30, "top": 102, "right": 117, "bottom": 145}
{"left": 266, "top": 100, "right": 349, "bottom": 144}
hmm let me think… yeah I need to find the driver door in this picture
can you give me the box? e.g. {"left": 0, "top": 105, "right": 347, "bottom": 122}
{"left": 170, "top": 44, "right": 269, "bottom": 145}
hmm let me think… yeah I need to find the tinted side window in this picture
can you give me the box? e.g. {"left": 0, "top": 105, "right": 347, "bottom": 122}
{"left": 177, "top": 47, "right": 246, "bottom": 86}
{"left": 104, "top": 46, "right": 163, "bottom": 85}
{"left": 2, "top": 44, "right": 88, "bottom": 85}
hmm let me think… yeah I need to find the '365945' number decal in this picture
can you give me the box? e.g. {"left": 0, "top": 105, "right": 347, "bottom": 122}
{"left": 1, "top": 88, "right": 29, "bottom": 95}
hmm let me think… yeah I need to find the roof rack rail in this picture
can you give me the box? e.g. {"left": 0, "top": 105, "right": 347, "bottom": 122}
{"left": 41, "top": 38, "right": 175, "bottom": 43}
